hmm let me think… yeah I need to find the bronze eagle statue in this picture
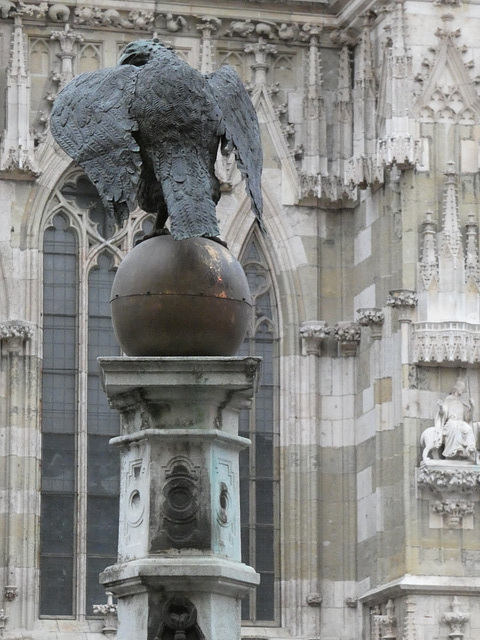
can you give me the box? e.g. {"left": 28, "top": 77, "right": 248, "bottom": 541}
{"left": 50, "top": 39, "right": 264, "bottom": 242}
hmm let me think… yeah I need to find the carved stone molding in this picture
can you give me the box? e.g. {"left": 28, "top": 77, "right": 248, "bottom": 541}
{"left": 345, "top": 154, "right": 384, "bottom": 190}
{"left": 417, "top": 462, "right": 480, "bottom": 528}
{"left": 331, "top": 321, "right": 361, "bottom": 356}
{"left": 50, "top": 24, "right": 84, "bottom": 88}
{"left": 157, "top": 456, "right": 204, "bottom": 550}
{"left": 412, "top": 321, "right": 480, "bottom": 364}
{"left": 3, "top": 586, "right": 18, "bottom": 602}
{"left": 417, "top": 463, "right": 480, "bottom": 493}
{"left": 442, "top": 596, "right": 469, "bottom": 639}
{"left": 299, "top": 320, "right": 330, "bottom": 355}
{"left": 154, "top": 595, "right": 205, "bottom": 640}
{"left": 356, "top": 308, "right": 384, "bottom": 340}
{"left": 372, "top": 599, "right": 397, "bottom": 640}
{"left": 73, "top": 6, "right": 153, "bottom": 30}
{"left": 0, "top": 609, "right": 7, "bottom": 635}
{"left": 431, "top": 498, "right": 474, "bottom": 528}
{"left": 244, "top": 38, "right": 278, "bottom": 85}
{"left": 0, "top": 320, "right": 34, "bottom": 344}
{"left": 306, "top": 593, "right": 322, "bottom": 607}
{"left": 377, "top": 134, "right": 420, "bottom": 171}
{"left": 386, "top": 289, "right": 417, "bottom": 322}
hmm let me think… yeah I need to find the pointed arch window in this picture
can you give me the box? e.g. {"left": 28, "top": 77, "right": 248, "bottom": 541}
{"left": 40, "top": 173, "right": 148, "bottom": 618}
{"left": 239, "top": 233, "right": 280, "bottom": 625}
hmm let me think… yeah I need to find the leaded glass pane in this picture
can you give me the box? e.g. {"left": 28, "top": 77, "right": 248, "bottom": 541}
{"left": 41, "top": 215, "right": 78, "bottom": 617}
{"left": 39, "top": 555, "right": 74, "bottom": 616}
{"left": 41, "top": 184, "right": 122, "bottom": 619}
{"left": 239, "top": 233, "right": 278, "bottom": 624}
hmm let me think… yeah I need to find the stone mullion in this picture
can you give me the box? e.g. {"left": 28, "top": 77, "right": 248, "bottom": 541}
{"left": 75, "top": 251, "right": 89, "bottom": 620}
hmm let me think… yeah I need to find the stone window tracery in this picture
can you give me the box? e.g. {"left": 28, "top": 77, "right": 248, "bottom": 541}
{"left": 39, "top": 172, "right": 147, "bottom": 618}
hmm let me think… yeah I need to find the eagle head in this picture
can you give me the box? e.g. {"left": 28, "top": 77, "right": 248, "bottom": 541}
{"left": 118, "top": 39, "right": 173, "bottom": 67}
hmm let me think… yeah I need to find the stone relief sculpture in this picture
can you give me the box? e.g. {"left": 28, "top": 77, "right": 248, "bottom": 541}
{"left": 50, "top": 39, "right": 264, "bottom": 244}
{"left": 421, "top": 379, "right": 478, "bottom": 463}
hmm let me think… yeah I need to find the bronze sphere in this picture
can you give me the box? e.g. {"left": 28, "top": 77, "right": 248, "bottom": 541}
{"left": 110, "top": 235, "right": 252, "bottom": 356}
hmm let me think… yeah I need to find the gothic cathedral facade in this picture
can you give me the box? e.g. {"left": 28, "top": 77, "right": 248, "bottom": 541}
{"left": 1, "top": 0, "right": 480, "bottom": 639}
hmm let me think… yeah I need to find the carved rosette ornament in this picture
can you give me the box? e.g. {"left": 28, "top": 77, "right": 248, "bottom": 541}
{"left": 386, "top": 289, "right": 417, "bottom": 322}
{"left": 331, "top": 321, "right": 361, "bottom": 356}
{"left": 442, "top": 596, "right": 469, "bottom": 639}
{"left": 299, "top": 320, "right": 330, "bottom": 356}
{"left": 356, "top": 308, "right": 385, "bottom": 340}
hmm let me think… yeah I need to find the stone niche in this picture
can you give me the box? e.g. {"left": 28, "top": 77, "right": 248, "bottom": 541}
{"left": 417, "top": 377, "right": 480, "bottom": 529}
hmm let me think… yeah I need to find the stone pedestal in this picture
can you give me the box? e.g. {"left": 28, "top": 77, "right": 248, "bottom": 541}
{"left": 98, "top": 357, "right": 260, "bottom": 640}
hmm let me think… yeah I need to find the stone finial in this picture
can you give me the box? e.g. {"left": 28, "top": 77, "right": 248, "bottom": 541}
{"left": 50, "top": 24, "right": 84, "bottom": 87}
{"left": 442, "top": 596, "right": 469, "bottom": 639}
{"left": 372, "top": 599, "right": 397, "bottom": 640}
{"left": 197, "top": 16, "right": 221, "bottom": 74}
{"left": 244, "top": 38, "right": 277, "bottom": 85}
{"left": 0, "top": 15, "right": 40, "bottom": 177}
{"left": 93, "top": 592, "right": 118, "bottom": 635}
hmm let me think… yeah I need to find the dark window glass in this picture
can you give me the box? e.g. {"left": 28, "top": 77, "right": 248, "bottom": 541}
{"left": 41, "top": 177, "right": 122, "bottom": 619}
{"left": 40, "top": 214, "right": 78, "bottom": 616}
{"left": 239, "top": 235, "right": 279, "bottom": 624}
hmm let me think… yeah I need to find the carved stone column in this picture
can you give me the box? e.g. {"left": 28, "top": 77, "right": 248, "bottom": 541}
{"left": 386, "top": 289, "right": 417, "bottom": 365}
{"left": 0, "top": 321, "right": 37, "bottom": 632}
{"left": 99, "top": 356, "right": 260, "bottom": 640}
{"left": 50, "top": 24, "right": 84, "bottom": 87}
{"left": 197, "top": 17, "right": 221, "bottom": 74}
{"left": 245, "top": 38, "right": 277, "bottom": 86}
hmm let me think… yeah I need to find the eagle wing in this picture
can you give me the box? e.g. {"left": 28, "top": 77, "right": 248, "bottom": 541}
{"left": 206, "top": 65, "right": 264, "bottom": 232}
{"left": 50, "top": 65, "right": 142, "bottom": 225}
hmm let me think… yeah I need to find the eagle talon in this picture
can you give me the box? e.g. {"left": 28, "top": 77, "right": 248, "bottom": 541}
{"left": 204, "top": 235, "right": 228, "bottom": 249}
{"left": 135, "top": 227, "right": 171, "bottom": 245}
